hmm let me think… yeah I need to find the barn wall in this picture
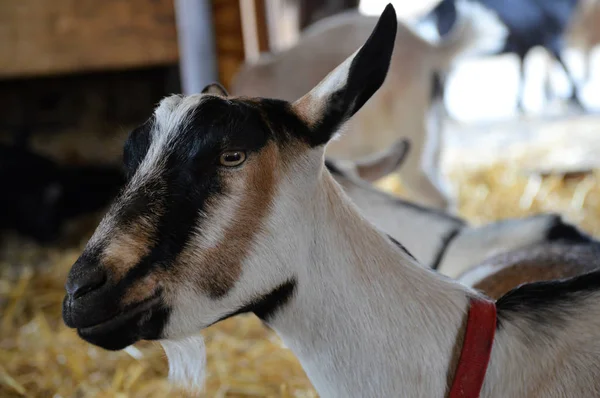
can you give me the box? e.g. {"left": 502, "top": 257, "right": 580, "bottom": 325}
{"left": 0, "top": 0, "right": 179, "bottom": 78}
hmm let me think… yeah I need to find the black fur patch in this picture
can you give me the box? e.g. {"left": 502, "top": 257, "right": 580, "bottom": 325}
{"left": 496, "top": 267, "right": 600, "bottom": 329}
{"left": 431, "top": 72, "right": 445, "bottom": 101}
{"left": 430, "top": 227, "right": 462, "bottom": 270}
{"left": 123, "top": 118, "right": 153, "bottom": 180}
{"left": 77, "top": 301, "right": 171, "bottom": 351}
{"left": 116, "top": 177, "right": 164, "bottom": 226}
{"left": 210, "top": 279, "right": 297, "bottom": 325}
{"left": 544, "top": 215, "right": 593, "bottom": 244}
{"left": 252, "top": 98, "right": 314, "bottom": 145}
{"left": 324, "top": 159, "right": 345, "bottom": 176}
{"left": 388, "top": 235, "right": 416, "bottom": 260}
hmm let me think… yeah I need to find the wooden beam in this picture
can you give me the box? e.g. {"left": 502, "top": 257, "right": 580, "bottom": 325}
{"left": 0, "top": 0, "right": 179, "bottom": 79}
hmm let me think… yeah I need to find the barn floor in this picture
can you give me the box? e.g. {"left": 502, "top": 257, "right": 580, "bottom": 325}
{"left": 2, "top": 107, "right": 600, "bottom": 397}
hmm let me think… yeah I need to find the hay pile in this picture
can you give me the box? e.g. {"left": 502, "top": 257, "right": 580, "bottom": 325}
{"left": 451, "top": 166, "right": 600, "bottom": 236}
{"left": 378, "top": 166, "right": 600, "bottom": 236}
{"left": 2, "top": 160, "right": 600, "bottom": 397}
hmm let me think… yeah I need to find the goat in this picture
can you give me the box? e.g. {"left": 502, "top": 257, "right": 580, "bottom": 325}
{"left": 459, "top": 241, "right": 600, "bottom": 299}
{"left": 564, "top": 0, "right": 600, "bottom": 84}
{"left": 326, "top": 142, "right": 594, "bottom": 277}
{"left": 330, "top": 148, "right": 599, "bottom": 304}
{"left": 0, "top": 143, "right": 125, "bottom": 243}
{"left": 232, "top": 6, "right": 507, "bottom": 209}
{"left": 63, "top": 6, "right": 600, "bottom": 396}
{"left": 423, "top": 0, "right": 584, "bottom": 111}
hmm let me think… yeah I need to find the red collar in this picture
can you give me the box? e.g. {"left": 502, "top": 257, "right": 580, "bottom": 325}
{"left": 448, "top": 297, "right": 497, "bottom": 398}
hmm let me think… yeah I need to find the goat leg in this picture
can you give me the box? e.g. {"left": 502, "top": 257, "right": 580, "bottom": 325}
{"left": 556, "top": 53, "right": 584, "bottom": 109}
{"left": 516, "top": 53, "right": 527, "bottom": 113}
{"left": 547, "top": 39, "right": 584, "bottom": 110}
{"left": 582, "top": 48, "right": 592, "bottom": 85}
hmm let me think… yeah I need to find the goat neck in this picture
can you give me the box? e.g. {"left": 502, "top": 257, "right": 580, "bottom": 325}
{"left": 268, "top": 170, "right": 473, "bottom": 397}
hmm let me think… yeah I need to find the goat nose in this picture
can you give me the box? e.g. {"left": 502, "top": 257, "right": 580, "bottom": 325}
{"left": 65, "top": 267, "right": 107, "bottom": 299}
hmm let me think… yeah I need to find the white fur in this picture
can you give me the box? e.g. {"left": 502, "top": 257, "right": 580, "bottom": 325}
{"left": 307, "top": 50, "right": 358, "bottom": 103}
{"left": 160, "top": 334, "right": 207, "bottom": 392}
{"left": 140, "top": 95, "right": 204, "bottom": 178}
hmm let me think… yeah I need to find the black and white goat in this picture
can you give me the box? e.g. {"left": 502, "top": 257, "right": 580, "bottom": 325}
{"left": 325, "top": 140, "right": 593, "bottom": 278}
{"left": 63, "top": 6, "right": 600, "bottom": 397}
{"left": 232, "top": 5, "right": 506, "bottom": 209}
{"left": 423, "top": 0, "right": 583, "bottom": 111}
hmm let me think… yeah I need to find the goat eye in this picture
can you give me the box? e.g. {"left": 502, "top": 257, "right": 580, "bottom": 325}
{"left": 219, "top": 151, "right": 246, "bottom": 167}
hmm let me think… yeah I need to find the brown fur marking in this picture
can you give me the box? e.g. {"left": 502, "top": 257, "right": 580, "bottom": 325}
{"left": 467, "top": 244, "right": 600, "bottom": 300}
{"left": 293, "top": 92, "right": 323, "bottom": 128}
{"left": 98, "top": 178, "right": 165, "bottom": 284}
{"left": 178, "top": 142, "right": 279, "bottom": 298}
{"left": 101, "top": 219, "right": 156, "bottom": 282}
{"left": 121, "top": 274, "right": 161, "bottom": 306}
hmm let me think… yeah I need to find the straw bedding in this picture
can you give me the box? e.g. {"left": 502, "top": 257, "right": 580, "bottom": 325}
{"left": 3, "top": 127, "right": 600, "bottom": 397}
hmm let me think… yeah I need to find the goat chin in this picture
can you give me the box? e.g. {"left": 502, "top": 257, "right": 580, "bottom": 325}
{"left": 160, "top": 334, "right": 207, "bottom": 393}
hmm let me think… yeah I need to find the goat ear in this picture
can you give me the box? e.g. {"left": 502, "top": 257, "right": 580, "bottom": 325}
{"left": 355, "top": 139, "right": 410, "bottom": 182}
{"left": 292, "top": 4, "right": 397, "bottom": 147}
{"left": 201, "top": 83, "right": 229, "bottom": 96}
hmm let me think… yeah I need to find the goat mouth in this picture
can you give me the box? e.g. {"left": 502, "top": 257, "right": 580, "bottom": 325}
{"left": 77, "top": 295, "right": 166, "bottom": 350}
